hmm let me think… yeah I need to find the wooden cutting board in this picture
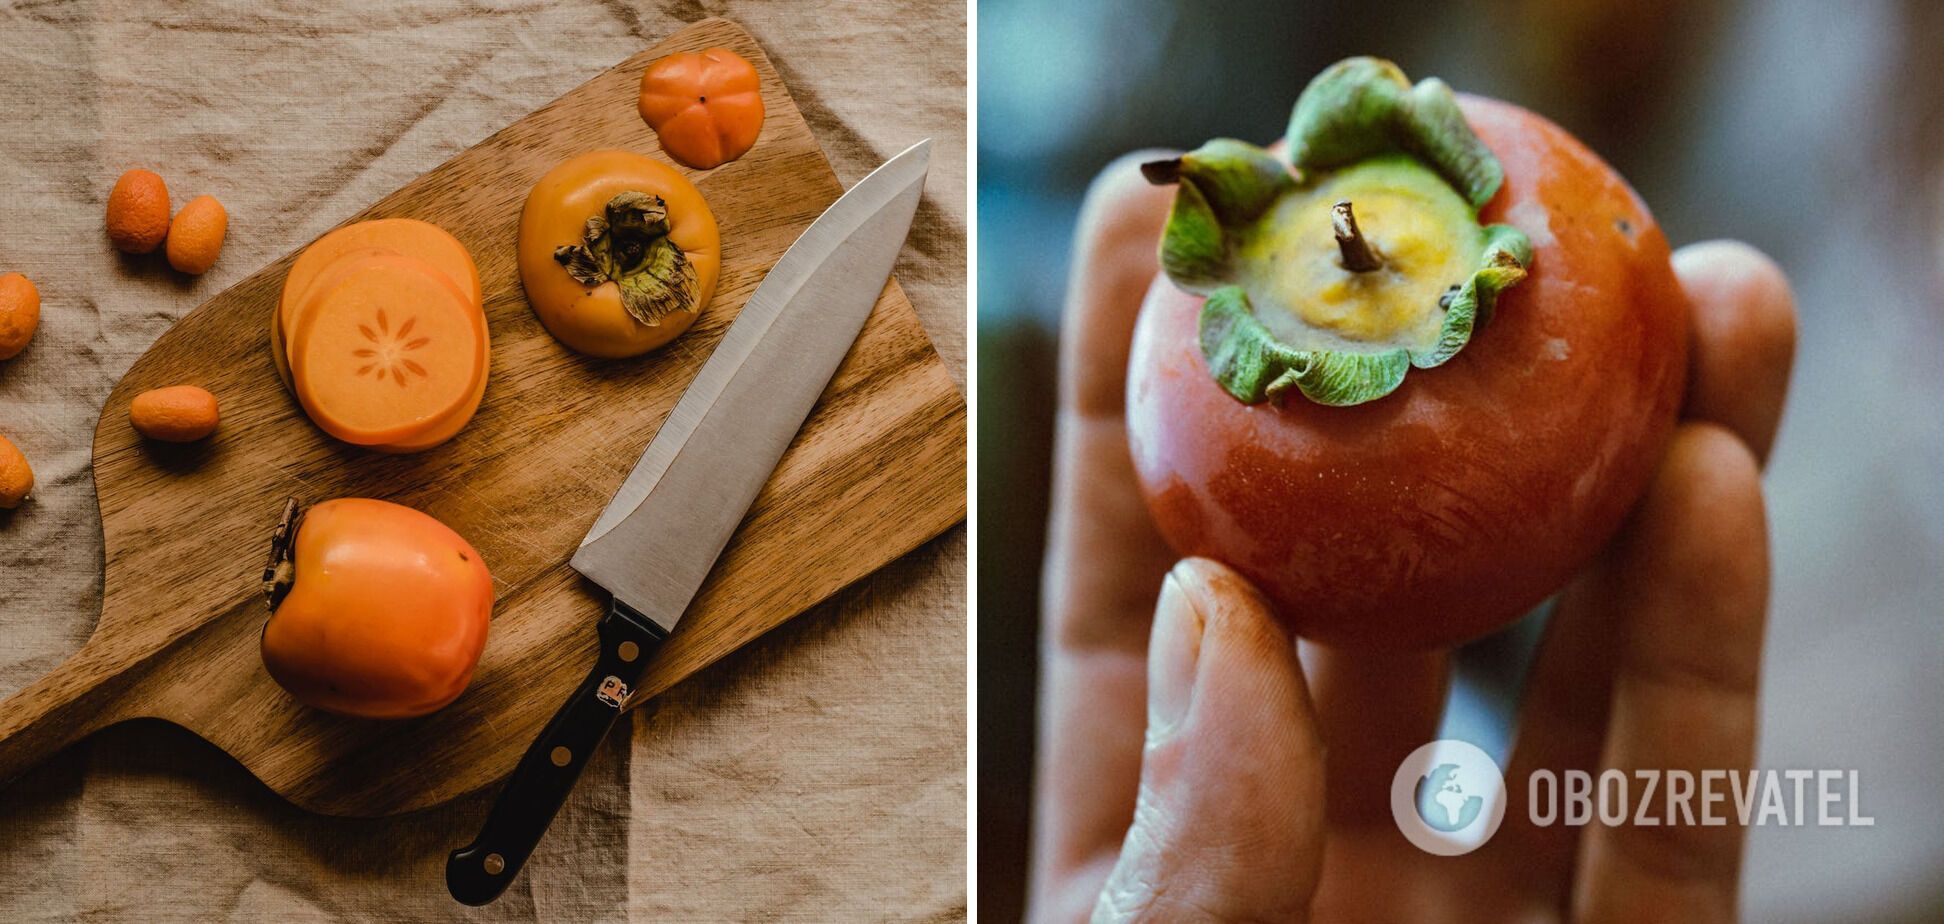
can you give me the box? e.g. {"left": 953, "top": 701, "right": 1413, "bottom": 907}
{"left": 0, "top": 18, "right": 963, "bottom": 817}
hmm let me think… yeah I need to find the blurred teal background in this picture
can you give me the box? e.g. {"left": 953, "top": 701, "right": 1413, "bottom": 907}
{"left": 978, "top": 0, "right": 1944, "bottom": 920}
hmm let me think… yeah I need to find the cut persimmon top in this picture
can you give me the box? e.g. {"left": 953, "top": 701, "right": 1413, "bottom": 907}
{"left": 290, "top": 254, "right": 485, "bottom": 447}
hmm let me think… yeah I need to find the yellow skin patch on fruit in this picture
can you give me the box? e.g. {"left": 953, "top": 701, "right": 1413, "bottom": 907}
{"left": 1235, "top": 157, "right": 1482, "bottom": 355}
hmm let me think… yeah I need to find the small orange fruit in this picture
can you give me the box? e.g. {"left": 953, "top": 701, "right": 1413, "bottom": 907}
{"left": 0, "top": 272, "right": 39, "bottom": 360}
{"left": 130, "top": 385, "right": 220, "bottom": 442}
{"left": 637, "top": 48, "right": 764, "bottom": 169}
{"left": 166, "top": 195, "right": 228, "bottom": 275}
{"left": 0, "top": 433, "right": 32, "bottom": 509}
{"left": 107, "top": 169, "right": 171, "bottom": 254}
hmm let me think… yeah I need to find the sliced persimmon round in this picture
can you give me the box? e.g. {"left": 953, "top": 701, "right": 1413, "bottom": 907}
{"left": 290, "top": 255, "right": 485, "bottom": 447}
{"left": 271, "top": 300, "right": 293, "bottom": 392}
{"left": 279, "top": 218, "right": 481, "bottom": 340}
{"left": 370, "top": 332, "right": 490, "bottom": 454}
{"left": 276, "top": 246, "right": 408, "bottom": 392}
{"left": 285, "top": 297, "right": 490, "bottom": 454}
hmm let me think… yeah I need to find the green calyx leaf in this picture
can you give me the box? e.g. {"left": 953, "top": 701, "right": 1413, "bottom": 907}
{"left": 1199, "top": 285, "right": 1412, "bottom": 406}
{"left": 1413, "top": 223, "right": 1532, "bottom": 367}
{"left": 1149, "top": 57, "right": 1532, "bottom": 407}
{"left": 554, "top": 190, "right": 698, "bottom": 326}
{"left": 1148, "top": 140, "right": 1294, "bottom": 292}
{"left": 1286, "top": 56, "right": 1503, "bottom": 210}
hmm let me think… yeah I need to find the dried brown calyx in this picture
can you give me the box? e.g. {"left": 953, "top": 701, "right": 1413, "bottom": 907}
{"left": 553, "top": 191, "right": 699, "bottom": 327}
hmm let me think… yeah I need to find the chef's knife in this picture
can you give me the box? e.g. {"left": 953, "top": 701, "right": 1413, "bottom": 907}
{"left": 446, "top": 139, "right": 931, "bottom": 906}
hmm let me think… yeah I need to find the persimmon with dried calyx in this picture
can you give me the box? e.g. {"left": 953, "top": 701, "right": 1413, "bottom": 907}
{"left": 518, "top": 149, "right": 719, "bottom": 358}
{"left": 260, "top": 498, "right": 493, "bottom": 719}
{"left": 638, "top": 47, "right": 764, "bottom": 170}
{"left": 1127, "top": 57, "right": 1688, "bottom": 649}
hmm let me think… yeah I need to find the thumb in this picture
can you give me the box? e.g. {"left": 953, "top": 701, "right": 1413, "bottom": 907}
{"left": 1093, "top": 558, "right": 1327, "bottom": 922}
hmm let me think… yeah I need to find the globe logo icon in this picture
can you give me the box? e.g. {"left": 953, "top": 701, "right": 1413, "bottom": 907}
{"left": 1391, "top": 740, "right": 1506, "bottom": 855}
{"left": 1414, "top": 763, "right": 1484, "bottom": 832}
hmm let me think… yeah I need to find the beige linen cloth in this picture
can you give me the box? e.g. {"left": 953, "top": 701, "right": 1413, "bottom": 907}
{"left": 0, "top": 2, "right": 965, "bottom": 920}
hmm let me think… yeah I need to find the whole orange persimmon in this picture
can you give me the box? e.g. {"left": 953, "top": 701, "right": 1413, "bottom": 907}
{"left": 1126, "top": 58, "right": 1688, "bottom": 649}
{"left": 518, "top": 149, "right": 720, "bottom": 357}
{"left": 637, "top": 47, "right": 764, "bottom": 170}
{"left": 261, "top": 498, "right": 493, "bottom": 718}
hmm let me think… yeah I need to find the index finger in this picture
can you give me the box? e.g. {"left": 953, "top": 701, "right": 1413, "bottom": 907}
{"left": 1045, "top": 150, "right": 1180, "bottom": 651}
{"left": 1030, "top": 150, "right": 1182, "bottom": 912}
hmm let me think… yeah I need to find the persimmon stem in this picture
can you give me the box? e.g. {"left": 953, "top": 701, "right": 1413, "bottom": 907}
{"left": 1140, "top": 158, "right": 1183, "bottom": 185}
{"left": 1332, "top": 200, "right": 1382, "bottom": 272}
{"left": 262, "top": 497, "right": 301, "bottom": 611}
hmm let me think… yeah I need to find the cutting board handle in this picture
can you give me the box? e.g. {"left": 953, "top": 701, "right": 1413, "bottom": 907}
{"left": 0, "top": 637, "right": 152, "bottom": 784}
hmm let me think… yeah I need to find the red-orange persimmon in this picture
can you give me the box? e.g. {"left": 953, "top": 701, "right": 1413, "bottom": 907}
{"left": 1127, "top": 62, "right": 1687, "bottom": 649}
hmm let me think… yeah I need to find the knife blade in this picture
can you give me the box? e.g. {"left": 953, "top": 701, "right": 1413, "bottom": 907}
{"left": 446, "top": 139, "right": 931, "bottom": 906}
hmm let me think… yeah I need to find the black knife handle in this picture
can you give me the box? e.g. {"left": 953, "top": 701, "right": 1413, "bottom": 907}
{"left": 446, "top": 599, "right": 667, "bottom": 906}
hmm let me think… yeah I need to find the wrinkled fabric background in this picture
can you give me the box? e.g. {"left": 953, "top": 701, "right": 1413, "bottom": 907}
{"left": 0, "top": 2, "right": 965, "bottom": 920}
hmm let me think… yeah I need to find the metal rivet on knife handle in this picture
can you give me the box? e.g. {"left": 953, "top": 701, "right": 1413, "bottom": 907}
{"left": 483, "top": 854, "right": 505, "bottom": 875}
{"left": 550, "top": 747, "right": 572, "bottom": 767}
{"left": 619, "top": 641, "right": 639, "bottom": 662}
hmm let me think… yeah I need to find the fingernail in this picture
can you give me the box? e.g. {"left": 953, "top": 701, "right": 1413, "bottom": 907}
{"left": 1148, "top": 563, "right": 1207, "bottom": 739}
